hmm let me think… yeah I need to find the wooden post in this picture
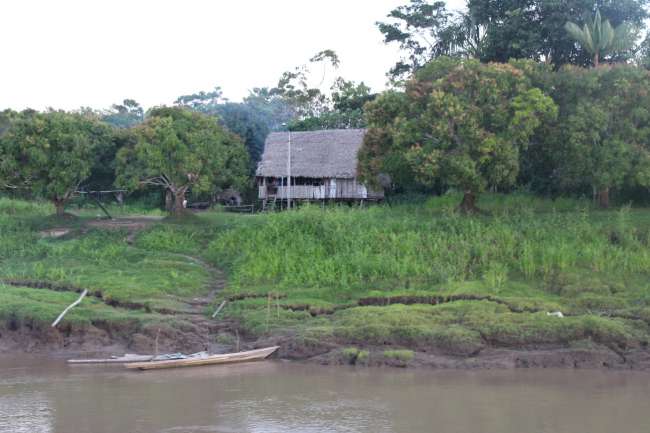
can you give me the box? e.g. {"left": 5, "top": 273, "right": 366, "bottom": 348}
{"left": 214, "top": 299, "right": 227, "bottom": 317}
{"left": 211, "top": 300, "right": 227, "bottom": 318}
{"left": 266, "top": 293, "right": 271, "bottom": 332}
{"left": 51, "top": 289, "right": 88, "bottom": 328}
{"left": 287, "top": 131, "right": 292, "bottom": 210}
{"left": 154, "top": 327, "right": 161, "bottom": 357}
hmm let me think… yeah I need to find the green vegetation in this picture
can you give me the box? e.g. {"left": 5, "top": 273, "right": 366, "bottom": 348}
{"left": 356, "top": 350, "right": 370, "bottom": 366}
{"left": 383, "top": 350, "right": 414, "bottom": 362}
{"left": 0, "top": 198, "right": 212, "bottom": 328}
{"left": 115, "top": 106, "right": 249, "bottom": 216}
{"left": 378, "top": 1, "right": 648, "bottom": 78}
{"left": 0, "top": 111, "right": 113, "bottom": 216}
{"left": 1, "top": 194, "right": 650, "bottom": 358}
{"left": 198, "top": 194, "right": 650, "bottom": 354}
{"left": 0, "top": 284, "right": 150, "bottom": 328}
{"left": 360, "top": 59, "right": 557, "bottom": 213}
{"left": 565, "top": 10, "right": 635, "bottom": 68}
{"left": 2, "top": 1, "right": 650, "bottom": 360}
{"left": 358, "top": 58, "right": 650, "bottom": 210}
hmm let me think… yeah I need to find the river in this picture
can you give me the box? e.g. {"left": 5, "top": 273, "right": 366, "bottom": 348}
{"left": 1, "top": 355, "right": 649, "bottom": 433}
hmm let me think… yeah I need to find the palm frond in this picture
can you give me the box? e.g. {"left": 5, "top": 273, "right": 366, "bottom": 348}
{"left": 565, "top": 9, "right": 635, "bottom": 62}
{"left": 565, "top": 22, "right": 594, "bottom": 54}
{"left": 599, "top": 20, "right": 615, "bottom": 52}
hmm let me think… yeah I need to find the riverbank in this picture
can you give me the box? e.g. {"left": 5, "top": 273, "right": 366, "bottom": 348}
{"left": 3, "top": 321, "right": 650, "bottom": 370}
{"left": 1, "top": 195, "right": 650, "bottom": 370}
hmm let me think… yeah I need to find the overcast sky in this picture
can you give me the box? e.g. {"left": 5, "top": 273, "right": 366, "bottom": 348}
{"left": 0, "top": 0, "right": 466, "bottom": 111}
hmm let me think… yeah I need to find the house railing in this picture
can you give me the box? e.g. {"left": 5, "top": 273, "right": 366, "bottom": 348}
{"left": 259, "top": 185, "right": 325, "bottom": 200}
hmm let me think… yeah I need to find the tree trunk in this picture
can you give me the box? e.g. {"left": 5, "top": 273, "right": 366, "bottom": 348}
{"left": 165, "top": 189, "right": 173, "bottom": 212}
{"left": 597, "top": 187, "right": 610, "bottom": 209}
{"left": 172, "top": 190, "right": 186, "bottom": 216}
{"left": 594, "top": 52, "right": 599, "bottom": 68}
{"left": 53, "top": 199, "right": 66, "bottom": 217}
{"left": 458, "top": 190, "right": 479, "bottom": 214}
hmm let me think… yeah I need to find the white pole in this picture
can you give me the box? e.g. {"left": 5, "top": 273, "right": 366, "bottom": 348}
{"left": 287, "top": 130, "right": 292, "bottom": 210}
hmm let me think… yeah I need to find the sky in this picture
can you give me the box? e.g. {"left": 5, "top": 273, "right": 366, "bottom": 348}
{"left": 0, "top": 0, "right": 466, "bottom": 111}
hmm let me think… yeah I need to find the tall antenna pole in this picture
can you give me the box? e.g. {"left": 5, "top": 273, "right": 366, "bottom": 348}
{"left": 287, "top": 130, "right": 292, "bottom": 210}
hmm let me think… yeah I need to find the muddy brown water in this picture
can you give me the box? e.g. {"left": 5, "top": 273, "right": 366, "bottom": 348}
{"left": 1, "top": 356, "right": 649, "bottom": 433}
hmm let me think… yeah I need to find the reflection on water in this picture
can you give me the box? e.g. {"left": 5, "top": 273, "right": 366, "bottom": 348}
{"left": 0, "top": 355, "right": 649, "bottom": 433}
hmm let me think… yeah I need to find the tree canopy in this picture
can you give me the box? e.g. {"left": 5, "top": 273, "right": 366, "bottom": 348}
{"left": 115, "top": 107, "right": 249, "bottom": 215}
{"left": 359, "top": 58, "right": 557, "bottom": 212}
{"left": 289, "top": 78, "right": 376, "bottom": 131}
{"left": 0, "top": 110, "right": 113, "bottom": 215}
{"left": 101, "top": 99, "right": 144, "bottom": 129}
{"left": 550, "top": 65, "right": 650, "bottom": 207}
{"left": 378, "top": 0, "right": 649, "bottom": 78}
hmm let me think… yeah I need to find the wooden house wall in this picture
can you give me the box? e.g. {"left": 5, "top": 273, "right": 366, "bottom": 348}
{"left": 257, "top": 178, "right": 383, "bottom": 200}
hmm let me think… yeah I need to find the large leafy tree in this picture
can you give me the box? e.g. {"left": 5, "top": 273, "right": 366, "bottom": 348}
{"left": 174, "top": 87, "right": 269, "bottom": 167}
{"left": 359, "top": 58, "right": 557, "bottom": 212}
{"left": 115, "top": 107, "right": 249, "bottom": 216}
{"left": 0, "top": 110, "right": 113, "bottom": 216}
{"left": 565, "top": 10, "right": 636, "bottom": 67}
{"left": 553, "top": 65, "right": 650, "bottom": 207}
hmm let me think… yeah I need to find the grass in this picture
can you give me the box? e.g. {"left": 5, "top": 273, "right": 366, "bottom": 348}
{"left": 0, "top": 229, "right": 210, "bottom": 305}
{"left": 1, "top": 193, "right": 650, "bottom": 356}
{"left": 383, "top": 349, "right": 415, "bottom": 362}
{"left": 203, "top": 193, "right": 650, "bottom": 352}
{"left": 0, "top": 197, "right": 213, "bottom": 327}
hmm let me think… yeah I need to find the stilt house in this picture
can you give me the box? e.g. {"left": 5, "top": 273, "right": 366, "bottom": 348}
{"left": 256, "top": 129, "right": 384, "bottom": 203}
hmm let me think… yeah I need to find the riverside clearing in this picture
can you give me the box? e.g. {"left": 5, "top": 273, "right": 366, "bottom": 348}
{"left": 1, "top": 194, "right": 650, "bottom": 369}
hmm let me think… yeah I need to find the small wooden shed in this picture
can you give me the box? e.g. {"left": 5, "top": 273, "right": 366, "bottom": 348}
{"left": 256, "top": 129, "right": 384, "bottom": 203}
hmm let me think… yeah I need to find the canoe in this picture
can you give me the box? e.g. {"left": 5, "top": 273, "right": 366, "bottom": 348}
{"left": 125, "top": 346, "right": 280, "bottom": 371}
{"left": 68, "top": 354, "right": 154, "bottom": 364}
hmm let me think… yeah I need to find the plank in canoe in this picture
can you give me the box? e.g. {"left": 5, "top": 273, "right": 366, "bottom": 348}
{"left": 125, "top": 346, "right": 280, "bottom": 371}
{"left": 68, "top": 354, "right": 154, "bottom": 364}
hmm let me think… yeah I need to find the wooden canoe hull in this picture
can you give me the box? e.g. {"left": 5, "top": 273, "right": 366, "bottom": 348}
{"left": 125, "top": 346, "right": 280, "bottom": 371}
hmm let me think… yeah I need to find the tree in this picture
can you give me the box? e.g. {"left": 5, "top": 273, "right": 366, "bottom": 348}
{"left": 264, "top": 49, "right": 341, "bottom": 119}
{"left": 553, "top": 65, "right": 650, "bottom": 207}
{"left": 377, "top": 1, "right": 486, "bottom": 79}
{"left": 289, "top": 79, "right": 376, "bottom": 131}
{"left": 0, "top": 110, "right": 113, "bottom": 216}
{"left": 115, "top": 107, "right": 248, "bottom": 216}
{"left": 173, "top": 88, "right": 270, "bottom": 168}
{"left": 213, "top": 103, "right": 269, "bottom": 167}
{"left": 357, "top": 91, "right": 416, "bottom": 191}
{"left": 84, "top": 127, "right": 138, "bottom": 191}
{"left": 565, "top": 10, "right": 636, "bottom": 67}
{"left": 102, "top": 99, "right": 144, "bottom": 128}
{"left": 174, "top": 87, "right": 226, "bottom": 112}
{"left": 470, "top": 0, "right": 647, "bottom": 66}
{"left": 378, "top": 0, "right": 648, "bottom": 76}
{"left": 359, "top": 59, "right": 557, "bottom": 212}
{"left": 175, "top": 51, "right": 361, "bottom": 161}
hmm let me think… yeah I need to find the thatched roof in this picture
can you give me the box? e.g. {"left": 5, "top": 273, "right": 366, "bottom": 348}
{"left": 256, "top": 129, "right": 366, "bottom": 178}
